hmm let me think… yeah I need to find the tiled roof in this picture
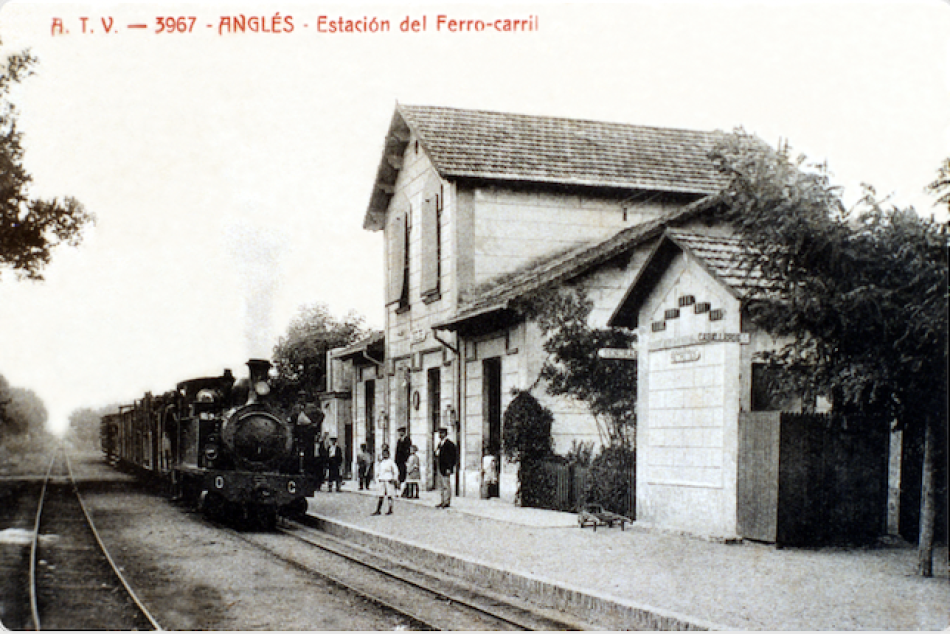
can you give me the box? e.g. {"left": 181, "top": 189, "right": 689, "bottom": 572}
{"left": 606, "top": 227, "right": 773, "bottom": 328}
{"left": 364, "top": 104, "right": 728, "bottom": 230}
{"left": 400, "top": 104, "right": 727, "bottom": 194}
{"left": 665, "top": 229, "right": 770, "bottom": 295}
{"left": 434, "top": 195, "right": 721, "bottom": 330}
{"left": 330, "top": 331, "right": 385, "bottom": 360}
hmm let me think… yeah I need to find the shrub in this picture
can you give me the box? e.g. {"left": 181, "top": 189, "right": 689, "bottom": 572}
{"left": 586, "top": 444, "right": 636, "bottom": 517}
{"left": 502, "top": 389, "right": 555, "bottom": 506}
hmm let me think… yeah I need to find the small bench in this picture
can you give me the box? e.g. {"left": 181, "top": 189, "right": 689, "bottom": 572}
{"left": 578, "top": 504, "right": 632, "bottom": 531}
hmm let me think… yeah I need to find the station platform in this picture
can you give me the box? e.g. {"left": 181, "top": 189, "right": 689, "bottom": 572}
{"left": 305, "top": 482, "right": 948, "bottom": 631}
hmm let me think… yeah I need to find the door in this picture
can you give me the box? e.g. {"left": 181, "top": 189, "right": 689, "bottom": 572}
{"left": 482, "top": 357, "right": 502, "bottom": 498}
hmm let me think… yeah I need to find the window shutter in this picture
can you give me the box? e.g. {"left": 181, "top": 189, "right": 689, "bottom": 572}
{"left": 420, "top": 173, "right": 441, "bottom": 297}
{"left": 387, "top": 213, "right": 407, "bottom": 305}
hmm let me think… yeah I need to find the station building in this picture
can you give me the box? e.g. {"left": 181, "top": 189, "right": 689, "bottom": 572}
{"left": 332, "top": 103, "right": 904, "bottom": 542}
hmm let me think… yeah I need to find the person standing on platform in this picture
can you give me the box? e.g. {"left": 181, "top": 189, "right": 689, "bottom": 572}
{"left": 327, "top": 436, "right": 343, "bottom": 492}
{"left": 356, "top": 443, "right": 373, "bottom": 490}
{"left": 315, "top": 432, "right": 330, "bottom": 492}
{"left": 434, "top": 427, "right": 457, "bottom": 508}
{"left": 404, "top": 445, "right": 421, "bottom": 498}
{"left": 292, "top": 404, "right": 316, "bottom": 478}
{"left": 395, "top": 427, "right": 412, "bottom": 496}
{"left": 372, "top": 448, "right": 398, "bottom": 515}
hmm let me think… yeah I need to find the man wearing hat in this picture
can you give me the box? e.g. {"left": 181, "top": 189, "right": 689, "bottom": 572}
{"left": 394, "top": 427, "right": 412, "bottom": 496}
{"left": 327, "top": 436, "right": 343, "bottom": 492}
{"left": 434, "top": 427, "right": 457, "bottom": 508}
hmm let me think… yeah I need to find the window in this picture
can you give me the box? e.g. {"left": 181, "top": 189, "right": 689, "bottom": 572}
{"left": 402, "top": 207, "right": 411, "bottom": 308}
{"left": 421, "top": 172, "right": 443, "bottom": 301}
{"left": 386, "top": 201, "right": 410, "bottom": 310}
{"left": 751, "top": 363, "right": 795, "bottom": 411}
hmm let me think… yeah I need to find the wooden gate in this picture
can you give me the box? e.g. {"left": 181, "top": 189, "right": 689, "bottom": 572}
{"left": 738, "top": 412, "right": 888, "bottom": 546}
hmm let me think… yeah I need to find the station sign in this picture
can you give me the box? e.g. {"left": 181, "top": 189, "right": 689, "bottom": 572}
{"left": 697, "top": 332, "right": 750, "bottom": 344}
{"left": 649, "top": 332, "right": 750, "bottom": 351}
{"left": 597, "top": 348, "right": 638, "bottom": 360}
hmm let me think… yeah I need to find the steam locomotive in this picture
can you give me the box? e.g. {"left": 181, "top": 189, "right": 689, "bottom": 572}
{"left": 100, "top": 359, "right": 316, "bottom": 526}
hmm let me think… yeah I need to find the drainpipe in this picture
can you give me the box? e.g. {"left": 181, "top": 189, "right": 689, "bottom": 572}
{"left": 433, "top": 328, "right": 462, "bottom": 496}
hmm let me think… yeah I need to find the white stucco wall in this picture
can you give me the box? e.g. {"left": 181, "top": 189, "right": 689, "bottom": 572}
{"left": 467, "top": 187, "right": 680, "bottom": 288}
{"left": 636, "top": 251, "right": 744, "bottom": 539}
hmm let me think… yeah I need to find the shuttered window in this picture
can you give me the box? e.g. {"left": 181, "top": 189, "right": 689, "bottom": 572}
{"left": 387, "top": 211, "right": 408, "bottom": 306}
{"left": 420, "top": 172, "right": 442, "bottom": 299}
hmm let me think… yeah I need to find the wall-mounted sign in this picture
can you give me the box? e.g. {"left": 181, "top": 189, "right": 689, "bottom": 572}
{"left": 697, "top": 332, "right": 750, "bottom": 344}
{"left": 649, "top": 332, "right": 751, "bottom": 351}
{"left": 597, "top": 348, "right": 638, "bottom": 360}
{"left": 671, "top": 348, "right": 701, "bottom": 363}
{"left": 411, "top": 328, "right": 428, "bottom": 344}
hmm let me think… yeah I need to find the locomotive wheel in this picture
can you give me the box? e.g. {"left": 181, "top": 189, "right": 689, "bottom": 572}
{"left": 246, "top": 504, "right": 278, "bottom": 530}
{"left": 201, "top": 491, "right": 231, "bottom": 522}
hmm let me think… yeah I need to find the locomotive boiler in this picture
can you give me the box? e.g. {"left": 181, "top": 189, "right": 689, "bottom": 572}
{"left": 101, "top": 359, "right": 316, "bottom": 527}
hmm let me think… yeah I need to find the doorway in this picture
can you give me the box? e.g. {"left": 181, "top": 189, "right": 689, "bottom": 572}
{"left": 482, "top": 357, "right": 502, "bottom": 498}
{"left": 364, "top": 379, "right": 375, "bottom": 454}
{"left": 427, "top": 367, "right": 441, "bottom": 490}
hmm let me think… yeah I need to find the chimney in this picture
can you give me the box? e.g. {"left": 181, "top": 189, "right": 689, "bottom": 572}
{"left": 246, "top": 358, "right": 272, "bottom": 404}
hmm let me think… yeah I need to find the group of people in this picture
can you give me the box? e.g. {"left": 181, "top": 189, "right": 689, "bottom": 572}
{"left": 372, "top": 426, "right": 457, "bottom": 515}
{"left": 294, "top": 404, "right": 344, "bottom": 493}
{"left": 314, "top": 432, "right": 344, "bottom": 492}
{"left": 294, "top": 399, "right": 459, "bottom": 516}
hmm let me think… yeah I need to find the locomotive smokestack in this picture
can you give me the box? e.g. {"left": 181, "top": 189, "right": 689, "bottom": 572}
{"left": 246, "top": 358, "right": 273, "bottom": 404}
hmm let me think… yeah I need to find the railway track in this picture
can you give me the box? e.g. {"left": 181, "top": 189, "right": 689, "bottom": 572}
{"left": 26, "top": 448, "right": 162, "bottom": 631}
{"left": 227, "top": 517, "right": 587, "bottom": 631}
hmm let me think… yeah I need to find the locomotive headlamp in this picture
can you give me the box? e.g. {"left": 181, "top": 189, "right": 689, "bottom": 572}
{"left": 254, "top": 381, "right": 271, "bottom": 397}
{"left": 196, "top": 389, "right": 216, "bottom": 403}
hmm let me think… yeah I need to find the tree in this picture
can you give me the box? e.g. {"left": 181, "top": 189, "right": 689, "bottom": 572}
{"left": 1, "top": 38, "right": 93, "bottom": 280}
{"left": 68, "top": 404, "right": 120, "bottom": 449}
{"left": 709, "top": 130, "right": 948, "bottom": 575}
{"left": 0, "top": 372, "right": 12, "bottom": 440}
{"left": 270, "top": 302, "right": 367, "bottom": 405}
{"left": 517, "top": 287, "right": 638, "bottom": 449}
{"left": 926, "top": 157, "right": 950, "bottom": 214}
{"left": 0, "top": 372, "right": 49, "bottom": 443}
{"left": 515, "top": 288, "right": 638, "bottom": 516}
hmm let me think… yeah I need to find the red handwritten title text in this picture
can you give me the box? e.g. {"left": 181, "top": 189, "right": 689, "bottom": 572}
{"left": 49, "top": 13, "right": 540, "bottom": 37}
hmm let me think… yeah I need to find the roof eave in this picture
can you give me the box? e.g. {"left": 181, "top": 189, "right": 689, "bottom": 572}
{"left": 362, "top": 107, "right": 413, "bottom": 231}
{"left": 447, "top": 171, "right": 721, "bottom": 196}
{"left": 432, "top": 302, "right": 511, "bottom": 332}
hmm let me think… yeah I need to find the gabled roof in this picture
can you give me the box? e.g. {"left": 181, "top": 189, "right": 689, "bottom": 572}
{"left": 433, "top": 195, "right": 722, "bottom": 332}
{"left": 608, "top": 228, "right": 770, "bottom": 328}
{"left": 664, "top": 229, "right": 767, "bottom": 293}
{"left": 364, "top": 104, "right": 728, "bottom": 230}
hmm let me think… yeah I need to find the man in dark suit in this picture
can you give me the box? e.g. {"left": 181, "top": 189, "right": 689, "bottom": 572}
{"left": 327, "top": 436, "right": 343, "bottom": 492}
{"left": 394, "top": 427, "right": 412, "bottom": 496}
{"left": 434, "top": 427, "right": 457, "bottom": 508}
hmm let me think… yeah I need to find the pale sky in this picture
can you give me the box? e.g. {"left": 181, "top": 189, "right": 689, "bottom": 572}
{"left": 0, "top": 0, "right": 947, "bottom": 434}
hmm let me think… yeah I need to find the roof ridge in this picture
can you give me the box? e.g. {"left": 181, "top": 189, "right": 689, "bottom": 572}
{"left": 398, "top": 103, "right": 722, "bottom": 137}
